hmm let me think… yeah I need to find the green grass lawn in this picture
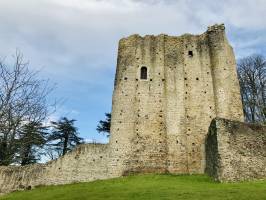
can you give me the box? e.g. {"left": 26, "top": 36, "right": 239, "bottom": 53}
{"left": 1, "top": 174, "right": 266, "bottom": 200}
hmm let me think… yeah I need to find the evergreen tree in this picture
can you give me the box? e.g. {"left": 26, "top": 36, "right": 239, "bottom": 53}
{"left": 49, "top": 117, "right": 83, "bottom": 156}
{"left": 96, "top": 113, "right": 111, "bottom": 137}
{"left": 18, "top": 122, "right": 48, "bottom": 165}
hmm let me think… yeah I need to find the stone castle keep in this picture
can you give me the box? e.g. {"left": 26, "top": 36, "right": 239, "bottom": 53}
{"left": 0, "top": 24, "right": 265, "bottom": 194}
{"left": 109, "top": 23, "right": 244, "bottom": 175}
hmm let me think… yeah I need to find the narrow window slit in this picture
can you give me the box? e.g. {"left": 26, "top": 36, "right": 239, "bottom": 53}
{"left": 140, "top": 66, "right": 147, "bottom": 80}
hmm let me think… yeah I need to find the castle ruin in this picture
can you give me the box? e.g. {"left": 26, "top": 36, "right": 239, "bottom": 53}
{"left": 109, "top": 23, "right": 244, "bottom": 176}
{"left": 0, "top": 24, "right": 265, "bottom": 194}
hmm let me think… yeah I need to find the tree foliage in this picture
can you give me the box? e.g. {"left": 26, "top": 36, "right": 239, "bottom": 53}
{"left": 49, "top": 117, "right": 84, "bottom": 156}
{"left": 237, "top": 54, "right": 266, "bottom": 123}
{"left": 18, "top": 122, "right": 48, "bottom": 165}
{"left": 96, "top": 113, "right": 111, "bottom": 137}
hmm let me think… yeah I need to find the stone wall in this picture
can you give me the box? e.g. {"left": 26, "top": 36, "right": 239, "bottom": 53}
{"left": 205, "top": 118, "right": 266, "bottom": 182}
{"left": 0, "top": 144, "right": 112, "bottom": 194}
{"left": 109, "top": 24, "right": 244, "bottom": 176}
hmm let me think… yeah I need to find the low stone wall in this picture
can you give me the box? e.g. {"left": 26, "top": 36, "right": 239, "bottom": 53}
{"left": 0, "top": 144, "right": 112, "bottom": 194}
{"left": 205, "top": 118, "right": 266, "bottom": 182}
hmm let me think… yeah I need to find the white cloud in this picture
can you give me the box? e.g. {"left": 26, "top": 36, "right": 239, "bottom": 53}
{"left": 44, "top": 105, "right": 80, "bottom": 126}
{"left": 1, "top": 0, "right": 265, "bottom": 80}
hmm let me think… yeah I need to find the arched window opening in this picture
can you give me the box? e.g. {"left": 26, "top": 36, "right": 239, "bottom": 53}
{"left": 140, "top": 66, "right": 147, "bottom": 80}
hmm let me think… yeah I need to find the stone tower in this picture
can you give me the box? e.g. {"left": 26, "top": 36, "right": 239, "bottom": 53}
{"left": 109, "top": 24, "right": 244, "bottom": 176}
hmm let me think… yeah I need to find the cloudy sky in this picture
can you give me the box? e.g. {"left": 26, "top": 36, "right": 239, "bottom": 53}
{"left": 0, "top": 0, "right": 265, "bottom": 143}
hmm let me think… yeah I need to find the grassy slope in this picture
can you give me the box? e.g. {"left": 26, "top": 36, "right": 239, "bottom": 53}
{"left": 1, "top": 174, "right": 266, "bottom": 200}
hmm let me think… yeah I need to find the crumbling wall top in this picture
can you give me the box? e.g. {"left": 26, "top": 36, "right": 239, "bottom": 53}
{"left": 207, "top": 23, "right": 225, "bottom": 33}
{"left": 119, "top": 24, "right": 226, "bottom": 42}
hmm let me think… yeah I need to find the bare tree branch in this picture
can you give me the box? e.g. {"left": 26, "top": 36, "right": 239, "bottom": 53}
{"left": 237, "top": 54, "right": 266, "bottom": 123}
{"left": 0, "top": 51, "right": 55, "bottom": 165}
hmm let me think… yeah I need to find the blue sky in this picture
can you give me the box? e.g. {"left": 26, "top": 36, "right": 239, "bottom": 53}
{"left": 0, "top": 0, "right": 265, "bottom": 143}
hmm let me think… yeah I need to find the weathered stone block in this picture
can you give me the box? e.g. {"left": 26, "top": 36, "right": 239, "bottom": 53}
{"left": 205, "top": 118, "right": 266, "bottom": 182}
